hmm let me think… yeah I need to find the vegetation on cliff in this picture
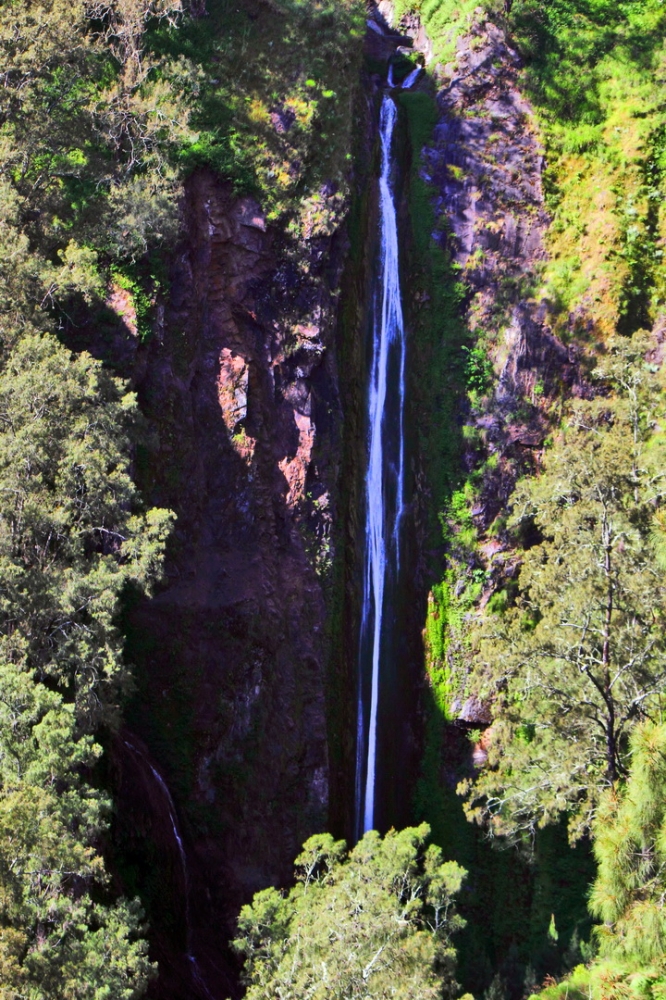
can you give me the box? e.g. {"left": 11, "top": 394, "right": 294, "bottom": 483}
{"left": 6, "top": 0, "right": 666, "bottom": 996}
{"left": 509, "top": 0, "right": 666, "bottom": 339}
{"left": 414, "top": 0, "right": 666, "bottom": 727}
{"left": 463, "top": 336, "right": 666, "bottom": 843}
{"left": 0, "top": 335, "right": 173, "bottom": 993}
{"left": 388, "top": 0, "right": 666, "bottom": 996}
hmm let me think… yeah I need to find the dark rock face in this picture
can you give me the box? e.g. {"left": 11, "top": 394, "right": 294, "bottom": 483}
{"left": 423, "top": 15, "right": 584, "bottom": 538}
{"left": 425, "top": 18, "right": 563, "bottom": 404}
{"left": 123, "top": 169, "right": 348, "bottom": 996}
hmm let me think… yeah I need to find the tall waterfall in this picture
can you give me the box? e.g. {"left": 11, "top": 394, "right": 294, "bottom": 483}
{"left": 355, "top": 93, "right": 407, "bottom": 837}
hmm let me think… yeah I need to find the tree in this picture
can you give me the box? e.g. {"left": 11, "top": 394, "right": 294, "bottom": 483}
{"left": 0, "top": 331, "right": 173, "bottom": 996}
{"left": 525, "top": 723, "right": 666, "bottom": 1000}
{"left": 0, "top": 659, "right": 154, "bottom": 1000}
{"left": 462, "top": 336, "right": 666, "bottom": 842}
{"left": 0, "top": 331, "right": 174, "bottom": 725}
{"left": 0, "top": 0, "right": 194, "bottom": 277}
{"left": 234, "top": 824, "right": 467, "bottom": 1000}
{"left": 590, "top": 721, "right": 666, "bottom": 969}
{"left": 86, "top": 0, "right": 183, "bottom": 90}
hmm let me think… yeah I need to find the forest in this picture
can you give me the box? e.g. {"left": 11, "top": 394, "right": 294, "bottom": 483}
{"left": 2, "top": 0, "right": 666, "bottom": 998}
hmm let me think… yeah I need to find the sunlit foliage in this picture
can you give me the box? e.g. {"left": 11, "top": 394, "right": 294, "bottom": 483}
{"left": 235, "top": 824, "right": 467, "bottom": 1000}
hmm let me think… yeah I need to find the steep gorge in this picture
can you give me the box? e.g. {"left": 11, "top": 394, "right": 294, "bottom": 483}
{"left": 104, "top": 5, "right": 606, "bottom": 997}
{"left": 118, "top": 171, "right": 348, "bottom": 995}
{"left": 108, "top": 19, "right": 433, "bottom": 993}
{"left": 9, "top": 2, "right": 666, "bottom": 998}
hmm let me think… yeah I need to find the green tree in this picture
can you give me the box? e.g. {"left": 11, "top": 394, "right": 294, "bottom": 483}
{"left": 0, "top": 331, "right": 173, "bottom": 996}
{"left": 0, "top": 331, "right": 174, "bottom": 725}
{"left": 528, "top": 723, "right": 666, "bottom": 1000}
{"left": 234, "top": 824, "right": 467, "bottom": 1000}
{"left": 590, "top": 721, "right": 666, "bottom": 969}
{"left": 0, "top": 659, "right": 154, "bottom": 1000}
{"left": 0, "top": 0, "right": 193, "bottom": 283}
{"left": 462, "top": 337, "right": 666, "bottom": 842}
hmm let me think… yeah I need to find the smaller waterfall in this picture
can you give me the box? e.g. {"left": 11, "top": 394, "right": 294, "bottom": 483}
{"left": 401, "top": 66, "right": 422, "bottom": 89}
{"left": 123, "top": 739, "right": 215, "bottom": 1000}
{"left": 355, "top": 90, "right": 407, "bottom": 838}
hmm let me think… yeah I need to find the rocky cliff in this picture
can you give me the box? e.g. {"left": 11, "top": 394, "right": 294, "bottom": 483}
{"left": 99, "top": 10, "right": 594, "bottom": 996}
{"left": 113, "top": 168, "right": 356, "bottom": 996}
{"left": 426, "top": 14, "right": 581, "bottom": 542}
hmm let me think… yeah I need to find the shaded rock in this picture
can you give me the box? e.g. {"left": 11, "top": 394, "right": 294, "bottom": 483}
{"left": 126, "top": 169, "right": 348, "bottom": 998}
{"left": 458, "top": 696, "right": 493, "bottom": 726}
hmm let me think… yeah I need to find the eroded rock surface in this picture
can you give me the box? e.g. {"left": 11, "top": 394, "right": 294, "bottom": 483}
{"left": 425, "top": 15, "right": 582, "bottom": 536}
{"left": 126, "top": 169, "right": 346, "bottom": 995}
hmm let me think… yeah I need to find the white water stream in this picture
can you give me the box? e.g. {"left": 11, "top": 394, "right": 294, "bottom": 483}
{"left": 355, "top": 93, "right": 407, "bottom": 837}
{"left": 401, "top": 65, "right": 422, "bottom": 89}
{"left": 123, "top": 739, "right": 215, "bottom": 1000}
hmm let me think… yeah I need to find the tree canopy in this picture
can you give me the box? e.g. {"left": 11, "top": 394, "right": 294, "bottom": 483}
{"left": 461, "top": 336, "right": 666, "bottom": 842}
{"left": 0, "top": 331, "right": 173, "bottom": 997}
{"left": 234, "top": 824, "right": 467, "bottom": 1000}
{"left": 530, "top": 722, "right": 666, "bottom": 1000}
{"left": 591, "top": 721, "right": 666, "bottom": 969}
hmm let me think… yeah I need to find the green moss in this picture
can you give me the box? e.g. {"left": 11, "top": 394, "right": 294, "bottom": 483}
{"left": 392, "top": 0, "right": 491, "bottom": 64}
{"left": 399, "top": 88, "right": 467, "bottom": 523}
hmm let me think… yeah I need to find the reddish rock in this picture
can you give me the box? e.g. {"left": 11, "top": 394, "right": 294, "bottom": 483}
{"left": 126, "top": 170, "right": 348, "bottom": 997}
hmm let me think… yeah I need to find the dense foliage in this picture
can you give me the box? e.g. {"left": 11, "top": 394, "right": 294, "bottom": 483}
{"left": 534, "top": 722, "right": 666, "bottom": 1000}
{"left": 396, "top": 0, "right": 666, "bottom": 993}
{"left": 0, "top": 0, "right": 366, "bottom": 991}
{"left": 234, "top": 825, "right": 467, "bottom": 1000}
{"left": 0, "top": 331, "right": 173, "bottom": 995}
{"left": 462, "top": 335, "right": 666, "bottom": 842}
{"left": 0, "top": 1, "right": 181, "bottom": 994}
{"left": 6, "top": 0, "right": 666, "bottom": 997}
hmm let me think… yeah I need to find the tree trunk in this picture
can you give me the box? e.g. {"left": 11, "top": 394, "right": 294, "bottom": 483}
{"left": 602, "top": 509, "right": 617, "bottom": 783}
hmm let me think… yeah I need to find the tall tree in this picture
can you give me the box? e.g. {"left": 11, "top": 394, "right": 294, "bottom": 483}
{"left": 591, "top": 721, "right": 666, "bottom": 968}
{"left": 526, "top": 723, "right": 666, "bottom": 1000}
{"left": 0, "top": 331, "right": 174, "bottom": 724}
{"left": 0, "top": 331, "right": 173, "bottom": 996}
{"left": 0, "top": 658, "right": 154, "bottom": 999}
{"left": 462, "top": 336, "right": 666, "bottom": 842}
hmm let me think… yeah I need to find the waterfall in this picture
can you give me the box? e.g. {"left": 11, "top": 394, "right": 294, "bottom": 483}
{"left": 123, "top": 739, "right": 215, "bottom": 1000}
{"left": 402, "top": 66, "right": 422, "bottom": 89}
{"left": 355, "top": 92, "right": 407, "bottom": 837}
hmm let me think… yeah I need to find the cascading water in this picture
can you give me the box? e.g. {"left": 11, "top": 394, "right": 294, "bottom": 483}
{"left": 124, "top": 739, "right": 215, "bottom": 1000}
{"left": 355, "top": 91, "right": 407, "bottom": 838}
